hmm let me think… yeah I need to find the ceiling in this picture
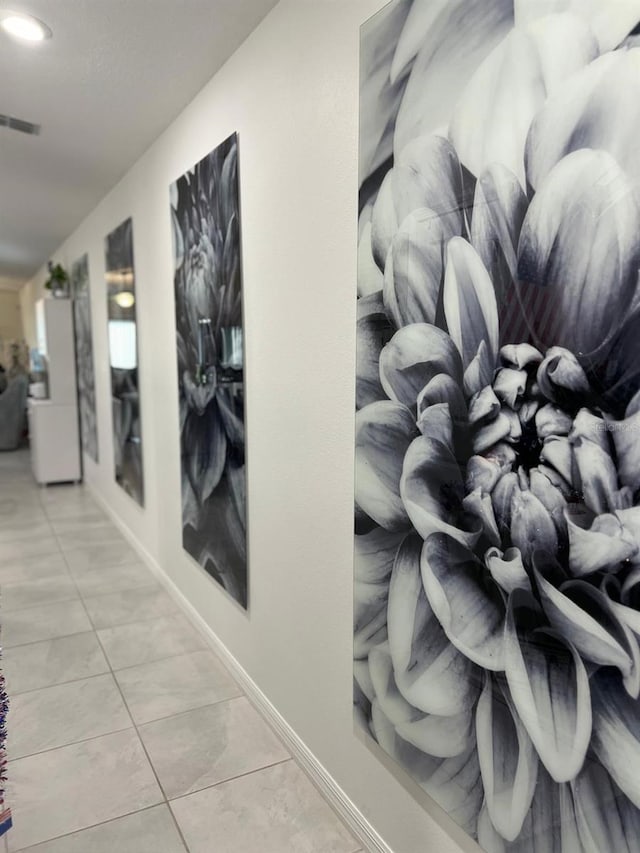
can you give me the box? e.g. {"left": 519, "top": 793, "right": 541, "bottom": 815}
{"left": 0, "top": 0, "right": 279, "bottom": 291}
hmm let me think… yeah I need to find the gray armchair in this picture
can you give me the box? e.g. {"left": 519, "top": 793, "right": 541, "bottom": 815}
{"left": 0, "top": 374, "right": 28, "bottom": 450}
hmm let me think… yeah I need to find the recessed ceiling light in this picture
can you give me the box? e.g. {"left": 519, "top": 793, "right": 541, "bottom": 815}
{"left": 0, "top": 10, "right": 52, "bottom": 42}
{"left": 113, "top": 291, "right": 135, "bottom": 309}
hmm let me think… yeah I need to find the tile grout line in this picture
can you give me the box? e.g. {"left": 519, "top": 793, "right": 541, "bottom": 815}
{"left": 5, "top": 503, "right": 191, "bottom": 853}
{"left": 8, "top": 722, "right": 134, "bottom": 764}
{"left": 8, "top": 482, "right": 360, "bottom": 852}
{"left": 52, "top": 530, "right": 193, "bottom": 853}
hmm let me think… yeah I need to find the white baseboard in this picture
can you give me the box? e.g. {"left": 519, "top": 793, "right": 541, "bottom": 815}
{"left": 87, "top": 484, "right": 393, "bottom": 853}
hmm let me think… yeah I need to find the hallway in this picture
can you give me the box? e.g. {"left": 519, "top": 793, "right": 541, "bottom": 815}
{"left": 0, "top": 450, "right": 361, "bottom": 852}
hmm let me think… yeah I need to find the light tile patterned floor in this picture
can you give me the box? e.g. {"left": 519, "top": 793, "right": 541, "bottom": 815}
{"left": 0, "top": 450, "right": 361, "bottom": 853}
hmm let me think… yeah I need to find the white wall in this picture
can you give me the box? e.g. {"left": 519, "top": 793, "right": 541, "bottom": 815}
{"left": 21, "top": 3, "right": 480, "bottom": 852}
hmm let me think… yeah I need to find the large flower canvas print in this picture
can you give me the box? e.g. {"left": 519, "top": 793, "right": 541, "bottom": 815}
{"left": 71, "top": 253, "right": 98, "bottom": 463}
{"left": 171, "top": 133, "right": 247, "bottom": 609}
{"left": 355, "top": 2, "right": 640, "bottom": 850}
{"left": 105, "top": 217, "right": 144, "bottom": 506}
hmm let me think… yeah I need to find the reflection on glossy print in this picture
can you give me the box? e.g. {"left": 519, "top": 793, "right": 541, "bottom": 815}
{"left": 105, "top": 217, "right": 144, "bottom": 506}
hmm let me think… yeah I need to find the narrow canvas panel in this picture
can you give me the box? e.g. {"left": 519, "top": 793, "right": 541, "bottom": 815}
{"left": 355, "top": 2, "right": 640, "bottom": 851}
{"left": 171, "top": 132, "right": 247, "bottom": 608}
{"left": 71, "top": 253, "right": 98, "bottom": 463}
{"left": 105, "top": 217, "right": 144, "bottom": 506}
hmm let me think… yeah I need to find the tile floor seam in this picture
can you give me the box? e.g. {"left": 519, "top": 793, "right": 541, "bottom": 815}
{"left": 11, "top": 520, "right": 188, "bottom": 851}
{"left": 164, "top": 756, "right": 294, "bottom": 804}
{"left": 7, "top": 666, "right": 113, "bottom": 699}
{"left": 83, "top": 606, "right": 180, "bottom": 632}
{"left": 11, "top": 803, "right": 179, "bottom": 853}
{"left": 8, "top": 722, "right": 135, "bottom": 764}
{"left": 87, "top": 601, "right": 193, "bottom": 853}
{"left": 9, "top": 802, "right": 181, "bottom": 853}
{"left": 5, "top": 474, "right": 362, "bottom": 853}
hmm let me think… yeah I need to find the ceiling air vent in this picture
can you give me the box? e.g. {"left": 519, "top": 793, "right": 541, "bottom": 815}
{"left": 0, "top": 114, "right": 40, "bottom": 135}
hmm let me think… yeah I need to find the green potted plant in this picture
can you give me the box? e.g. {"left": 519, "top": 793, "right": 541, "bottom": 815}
{"left": 44, "top": 261, "right": 69, "bottom": 298}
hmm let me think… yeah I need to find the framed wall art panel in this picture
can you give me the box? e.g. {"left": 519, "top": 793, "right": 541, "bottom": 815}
{"left": 354, "top": 2, "right": 640, "bottom": 851}
{"left": 71, "top": 253, "right": 98, "bottom": 463}
{"left": 171, "top": 132, "right": 247, "bottom": 608}
{"left": 105, "top": 217, "right": 144, "bottom": 506}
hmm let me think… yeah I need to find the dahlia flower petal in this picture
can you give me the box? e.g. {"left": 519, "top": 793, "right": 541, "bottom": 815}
{"left": 611, "top": 409, "right": 640, "bottom": 493}
{"left": 471, "top": 163, "right": 528, "bottom": 312}
{"left": 526, "top": 49, "right": 640, "bottom": 194}
{"left": 355, "top": 401, "right": 417, "bottom": 531}
{"left": 468, "top": 385, "right": 501, "bottom": 427}
{"left": 510, "top": 488, "right": 558, "bottom": 564}
{"left": 354, "top": 608, "right": 387, "bottom": 661}
{"left": 354, "top": 659, "right": 374, "bottom": 704}
{"left": 473, "top": 413, "right": 512, "bottom": 456}
{"left": 421, "top": 533, "right": 506, "bottom": 671}
{"left": 392, "top": 135, "right": 465, "bottom": 241}
{"left": 420, "top": 746, "right": 483, "bottom": 839}
{"left": 379, "top": 323, "right": 463, "bottom": 408}
{"left": 505, "top": 590, "right": 591, "bottom": 782}
{"left": 500, "top": 343, "right": 543, "bottom": 370}
{"left": 216, "top": 388, "right": 244, "bottom": 449}
{"left": 401, "top": 436, "right": 481, "bottom": 548}
{"left": 535, "top": 404, "right": 572, "bottom": 440}
{"left": 626, "top": 389, "right": 640, "bottom": 418}
{"left": 592, "top": 668, "right": 640, "bottom": 809}
{"left": 383, "top": 208, "right": 445, "bottom": 328}
{"left": 515, "top": 0, "right": 640, "bottom": 52}
{"left": 416, "top": 374, "right": 467, "bottom": 427}
{"left": 492, "top": 471, "right": 519, "bottom": 539}
{"left": 356, "top": 292, "right": 394, "bottom": 410}
{"left": 369, "top": 642, "right": 421, "bottom": 728}
{"left": 358, "top": 0, "right": 412, "bottom": 186}
{"left": 464, "top": 340, "right": 494, "bottom": 399}
{"left": 397, "top": 709, "right": 474, "bottom": 759}
{"left": 537, "top": 348, "right": 591, "bottom": 403}
{"left": 493, "top": 368, "right": 527, "bottom": 409}
{"left": 572, "top": 436, "right": 619, "bottom": 516}
{"left": 449, "top": 14, "right": 597, "bottom": 188}
{"left": 462, "top": 488, "right": 501, "bottom": 546}
{"left": 444, "top": 237, "right": 499, "bottom": 378}
{"left": 529, "top": 468, "right": 567, "bottom": 540}
{"left": 388, "top": 534, "right": 481, "bottom": 716}
{"left": 389, "top": 0, "right": 457, "bottom": 84}
{"left": 539, "top": 436, "right": 574, "bottom": 485}
{"left": 371, "top": 171, "right": 397, "bottom": 270}
{"left": 370, "top": 700, "right": 444, "bottom": 786}
{"left": 393, "top": 0, "right": 513, "bottom": 156}
{"left": 617, "top": 506, "right": 640, "bottom": 546}
{"left": 571, "top": 408, "right": 610, "bottom": 451}
{"left": 486, "top": 546, "right": 530, "bottom": 595}
{"left": 518, "top": 150, "right": 640, "bottom": 356}
{"left": 355, "top": 526, "right": 405, "bottom": 586}
{"left": 603, "top": 574, "right": 640, "bottom": 640}
{"left": 535, "top": 572, "right": 635, "bottom": 675}
{"left": 357, "top": 219, "right": 384, "bottom": 297}
{"left": 572, "top": 759, "right": 640, "bottom": 853}
{"left": 416, "top": 403, "right": 453, "bottom": 449}
{"left": 183, "top": 405, "right": 227, "bottom": 506}
{"left": 566, "top": 511, "right": 637, "bottom": 577}
{"left": 354, "top": 528, "right": 404, "bottom": 660}
{"left": 466, "top": 455, "right": 503, "bottom": 494}
{"left": 476, "top": 674, "right": 538, "bottom": 841}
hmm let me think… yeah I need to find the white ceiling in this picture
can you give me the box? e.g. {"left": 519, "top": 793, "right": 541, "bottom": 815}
{"left": 0, "top": 0, "right": 279, "bottom": 291}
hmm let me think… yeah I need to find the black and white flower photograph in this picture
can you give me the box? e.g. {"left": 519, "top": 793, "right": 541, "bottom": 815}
{"left": 171, "top": 133, "right": 247, "bottom": 609}
{"left": 105, "top": 217, "right": 144, "bottom": 506}
{"left": 71, "top": 253, "right": 98, "bottom": 462}
{"left": 355, "top": 2, "right": 640, "bottom": 850}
